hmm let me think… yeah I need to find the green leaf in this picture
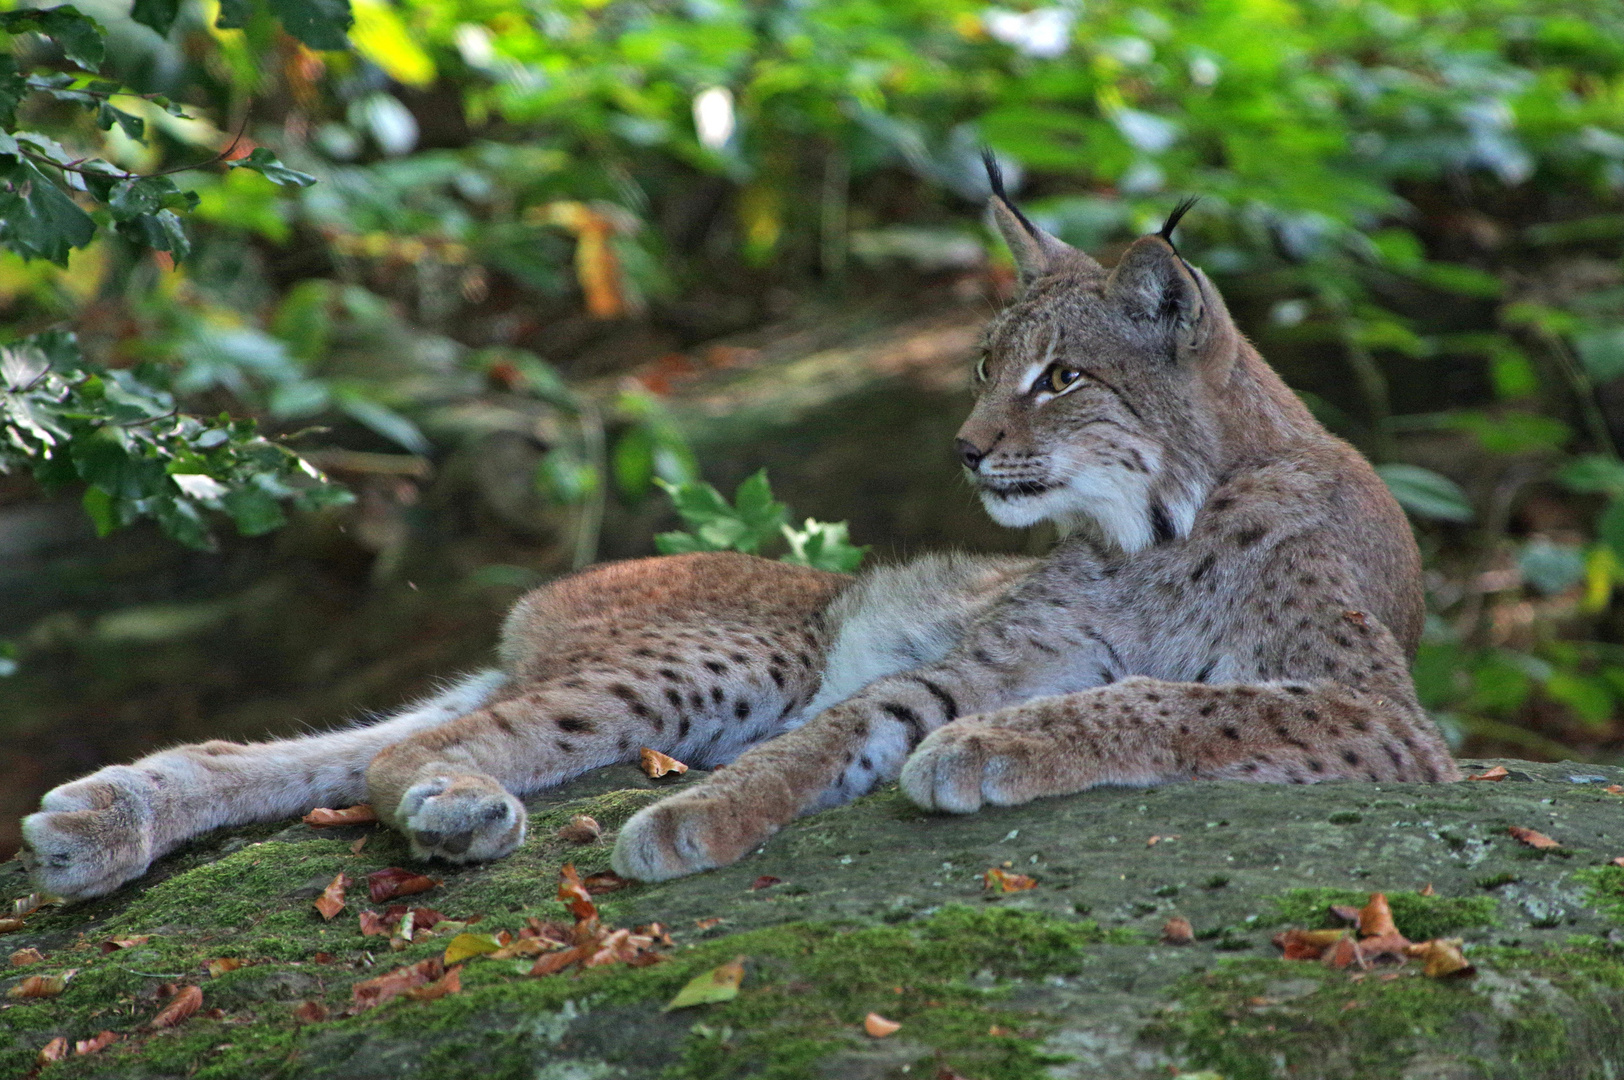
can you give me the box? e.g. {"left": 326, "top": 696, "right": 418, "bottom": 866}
{"left": 267, "top": 0, "right": 353, "bottom": 50}
{"left": 81, "top": 485, "right": 116, "bottom": 537}
{"left": 222, "top": 485, "right": 287, "bottom": 536}
{"left": 612, "top": 426, "right": 655, "bottom": 501}
{"left": 0, "top": 6, "right": 107, "bottom": 71}
{"left": 1543, "top": 671, "right": 1614, "bottom": 728}
{"left": 214, "top": 0, "right": 253, "bottom": 29}
{"left": 1558, "top": 454, "right": 1624, "bottom": 495}
{"left": 1442, "top": 411, "right": 1569, "bottom": 455}
{"left": 116, "top": 210, "right": 191, "bottom": 259}
{"left": 1518, "top": 540, "right": 1585, "bottom": 596}
{"left": 1375, "top": 464, "right": 1473, "bottom": 523}
{"left": 663, "top": 958, "right": 744, "bottom": 1011}
{"left": 781, "top": 519, "right": 867, "bottom": 573}
{"left": 334, "top": 395, "right": 429, "bottom": 454}
{"left": 228, "top": 147, "right": 317, "bottom": 188}
{"left": 95, "top": 103, "right": 144, "bottom": 139}
{"left": 0, "top": 160, "right": 97, "bottom": 265}
{"left": 1598, "top": 497, "right": 1624, "bottom": 561}
{"left": 130, "top": 0, "right": 183, "bottom": 36}
{"left": 653, "top": 530, "right": 706, "bottom": 555}
{"left": 1573, "top": 325, "right": 1624, "bottom": 383}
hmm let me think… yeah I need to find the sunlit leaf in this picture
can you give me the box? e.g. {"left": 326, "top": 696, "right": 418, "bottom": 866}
{"left": 663, "top": 957, "right": 745, "bottom": 1011}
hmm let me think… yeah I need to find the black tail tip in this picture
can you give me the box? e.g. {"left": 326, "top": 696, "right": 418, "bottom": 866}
{"left": 1158, "top": 196, "right": 1200, "bottom": 242}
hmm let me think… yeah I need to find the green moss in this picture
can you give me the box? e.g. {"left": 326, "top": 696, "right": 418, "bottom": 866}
{"left": 1576, "top": 864, "right": 1624, "bottom": 924}
{"left": 1262, "top": 888, "right": 1499, "bottom": 940}
{"left": 1149, "top": 942, "right": 1624, "bottom": 1080}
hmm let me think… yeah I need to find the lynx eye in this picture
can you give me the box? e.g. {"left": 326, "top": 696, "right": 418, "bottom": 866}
{"left": 1040, "top": 365, "right": 1083, "bottom": 395}
{"left": 974, "top": 355, "right": 990, "bottom": 384}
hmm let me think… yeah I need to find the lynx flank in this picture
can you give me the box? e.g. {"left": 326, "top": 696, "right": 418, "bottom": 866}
{"left": 20, "top": 170, "right": 1457, "bottom": 900}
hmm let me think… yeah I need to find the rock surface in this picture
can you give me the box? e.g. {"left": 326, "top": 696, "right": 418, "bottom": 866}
{"left": 3, "top": 759, "right": 1623, "bottom": 1079}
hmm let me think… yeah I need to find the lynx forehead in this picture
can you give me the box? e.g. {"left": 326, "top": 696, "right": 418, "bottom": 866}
{"left": 19, "top": 165, "right": 1457, "bottom": 902}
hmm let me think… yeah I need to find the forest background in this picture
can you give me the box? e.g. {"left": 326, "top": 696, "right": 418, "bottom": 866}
{"left": 1, "top": 0, "right": 1622, "bottom": 860}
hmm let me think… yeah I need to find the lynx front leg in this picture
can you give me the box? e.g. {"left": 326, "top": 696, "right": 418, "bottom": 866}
{"left": 901, "top": 676, "right": 1459, "bottom": 813}
{"left": 20, "top": 672, "right": 506, "bottom": 900}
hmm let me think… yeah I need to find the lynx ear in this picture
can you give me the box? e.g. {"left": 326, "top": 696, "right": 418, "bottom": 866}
{"left": 983, "top": 152, "right": 1100, "bottom": 290}
{"left": 1105, "top": 234, "right": 1210, "bottom": 353}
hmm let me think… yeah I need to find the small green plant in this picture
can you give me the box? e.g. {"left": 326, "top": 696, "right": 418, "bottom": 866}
{"left": 655, "top": 470, "right": 868, "bottom": 573}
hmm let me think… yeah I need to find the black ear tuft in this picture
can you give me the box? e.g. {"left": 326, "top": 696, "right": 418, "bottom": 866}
{"left": 1157, "top": 196, "right": 1200, "bottom": 245}
{"left": 982, "top": 149, "right": 1040, "bottom": 239}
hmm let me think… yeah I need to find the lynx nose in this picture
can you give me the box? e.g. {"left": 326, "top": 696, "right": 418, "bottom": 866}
{"left": 955, "top": 438, "right": 986, "bottom": 471}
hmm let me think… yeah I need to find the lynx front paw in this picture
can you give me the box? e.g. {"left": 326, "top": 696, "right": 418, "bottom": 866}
{"left": 19, "top": 767, "right": 160, "bottom": 901}
{"left": 900, "top": 725, "right": 1042, "bottom": 814}
{"left": 397, "top": 774, "right": 526, "bottom": 863}
{"left": 611, "top": 786, "right": 778, "bottom": 882}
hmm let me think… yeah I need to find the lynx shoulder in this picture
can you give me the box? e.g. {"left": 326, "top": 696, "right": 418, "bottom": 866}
{"left": 20, "top": 176, "right": 1456, "bottom": 901}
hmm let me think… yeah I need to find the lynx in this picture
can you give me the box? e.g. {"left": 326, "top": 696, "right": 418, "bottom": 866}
{"left": 19, "top": 167, "right": 1458, "bottom": 901}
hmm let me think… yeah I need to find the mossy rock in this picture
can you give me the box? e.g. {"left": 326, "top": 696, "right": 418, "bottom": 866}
{"left": 4, "top": 759, "right": 1624, "bottom": 1079}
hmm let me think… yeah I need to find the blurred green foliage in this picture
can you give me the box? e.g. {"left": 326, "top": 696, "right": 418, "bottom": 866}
{"left": 0, "top": 0, "right": 1622, "bottom": 755}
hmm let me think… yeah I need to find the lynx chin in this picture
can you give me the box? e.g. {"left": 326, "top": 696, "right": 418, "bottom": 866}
{"left": 19, "top": 164, "right": 1458, "bottom": 900}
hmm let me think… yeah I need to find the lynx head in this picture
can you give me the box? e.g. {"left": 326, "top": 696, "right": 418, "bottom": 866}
{"left": 958, "top": 163, "right": 1246, "bottom": 552}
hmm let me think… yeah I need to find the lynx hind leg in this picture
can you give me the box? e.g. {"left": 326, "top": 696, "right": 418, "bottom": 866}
{"left": 20, "top": 671, "right": 507, "bottom": 902}
{"left": 902, "top": 676, "right": 1458, "bottom": 814}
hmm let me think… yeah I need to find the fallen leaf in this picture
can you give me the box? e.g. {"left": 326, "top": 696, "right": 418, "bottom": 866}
{"left": 664, "top": 957, "right": 746, "bottom": 1010}
{"left": 1321, "top": 935, "right": 1361, "bottom": 970}
{"left": 1273, "top": 928, "right": 1346, "bottom": 961}
{"left": 312, "top": 952, "right": 334, "bottom": 964}
{"left": 557, "top": 865, "right": 599, "bottom": 921}
{"left": 36, "top": 1037, "right": 68, "bottom": 1064}
{"left": 695, "top": 917, "right": 724, "bottom": 931}
{"left": 1612, "top": 857, "right": 1624, "bottom": 869}
{"left": 0, "top": 918, "right": 24, "bottom": 934}
{"left": 73, "top": 1030, "right": 119, "bottom": 1055}
{"left": 530, "top": 945, "right": 590, "bottom": 977}
{"left": 1468, "top": 765, "right": 1509, "bottom": 782}
{"left": 293, "top": 1000, "right": 329, "bottom": 1023}
{"left": 314, "top": 873, "right": 349, "bottom": 921}
{"left": 1414, "top": 938, "right": 1474, "bottom": 979}
{"left": 1161, "top": 917, "right": 1195, "bottom": 945}
{"left": 987, "top": 1024, "right": 1013, "bottom": 1035}
{"left": 638, "top": 923, "right": 674, "bottom": 947}
{"left": 359, "top": 910, "right": 391, "bottom": 937}
{"left": 1603, "top": 785, "right": 1622, "bottom": 796}
{"left": 350, "top": 957, "right": 443, "bottom": 1012}
{"left": 8, "top": 970, "right": 74, "bottom": 998}
{"left": 350, "top": 835, "right": 369, "bottom": 855}
{"left": 10, "top": 948, "right": 43, "bottom": 966}
{"left": 640, "top": 747, "right": 689, "bottom": 778}
{"left": 864, "top": 1012, "right": 902, "bottom": 1037}
{"left": 490, "top": 938, "right": 553, "bottom": 959}
{"left": 444, "top": 932, "right": 503, "bottom": 965}
{"left": 99, "top": 935, "right": 151, "bottom": 954}
{"left": 1147, "top": 834, "right": 1179, "bottom": 846}
{"left": 207, "top": 958, "right": 244, "bottom": 978}
{"left": 1328, "top": 905, "right": 1362, "bottom": 925}
{"left": 12, "top": 894, "right": 46, "bottom": 918}
{"left": 749, "top": 875, "right": 782, "bottom": 891}
{"left": 582, "top": 871, "right": 631, "bottom": 895}
{"left": 1419, "top": 883, "right": 1435, "bottom": 897}
{"left": 1508, "top": 826, "right": 1561, "bottom": 850}
{"left": 368, "top": 868, "right": 440, "bottom": 903}
{"left": 1359, "top": 893, "right": 1398, "bottom": 938}
{"left": 1357, "top": 931, "right": 1414, "bottom": 965}
{"left": 150, "top": 984, "right": 203, "bottom": 1028}
{"left": 556, "top": 815, "right": 602, "bottom": 843}
{"left": 303, "top": 805, "right": 379, "bottom": 827}
{"left": 407, "top": 964, "right": 463, "bottom": 1000}
{"left": 982, "top": 867, "right": 1038, "bottom": 892}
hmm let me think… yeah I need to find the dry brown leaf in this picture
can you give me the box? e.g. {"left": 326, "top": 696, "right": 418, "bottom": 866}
{"left": 350, "top": 835, "right": 369, "bottom": 855}
{"left": 556, "top": 815, "right": 602, "bottom": 844}
{"left": 312, "top": 952, "right": 335, "bottom": 964}
{"left": 695, "top": 917, "right": 724, "bottom": 931}
{"left": 1161, "top": 917, "right": 1194, "bottom": 945}
{"left": 1603, "top": 784, "right": 1623, "bottom": 796}
{"left": 557, "top": 865, "right": 599, "bottom": 921}
{"left": 10, "top": 948, "right": 43, "bottom": 966}
{"left": 73, "top": 1030, "right": 119, "bottom": 1056}
{"left": 582, "top": 871, "right": 631, "bottom": 895}
{"left": 1468, "top": 765, "right": 1509, "bottom": 781}
{"left": 749, "top": 875, "right": 782, "bottom": 891}
{"left": 1358, "top": 931, "right": 1414, "bottom": 965}
{"left": 982, "top": 867, "right": 1038, "bottom": 892}
{"left": 350, "top": 957, "right": 443, "bottom": 1012}
{"left": 367, "top": 868, "right": 439, "bottom": 903}
{"left": 1612, "top": 856, "right": 1624, "bottom": 868}
{"left": 1415, "top": 938, "right": 1474, "bottom": 979}
{"left": 314, "top": 873, "right": 349, "bottom": 921}
{"left": 531, "top": 945, "right": 590, "bottom": 977}
{"left": 407, "top": 964, "right": 463, "bottom": 1000}
{"left": 1359, "top": 893, "right": 1398, "bottom": 938}
{"left": 1329, "top": 904, "right": 1362, "bottom": 925}
{"left": 0, "top": 918, "right": 25, "bottom": 934}
{"left": 36, "top": 1037, "right": 68, "bottom": 1064}
{"left": 490, "top": 938, "right": 553, "bottom": 960}
{"left": 640, "top": 747, "right": 689, "bottom": 778}
{"left": 207, "top": 958, "right": 244, "bottom": 978}
{"left": 359, "top": 910, "right": 391, "bottom": 937}
{"left": 1419, "top": 883, "right": 1435, "bottom": 897}
{"left": 864, "top": 1012, "right": 902, "bottom": 1038}
{"left": 1273, "top": 928, "right": 1346, "bottom": 961}
{"left": 1508, "top": 826, "right": 1562, "bottom": 850}
{"left": 1147, "top": 834, "right": 1179, "bottom": 846}
{"left": 99, "top": 935, "right": 150, "bottom": 954}
{"left": 303, "top": 804, "right": 379, "bottom": 827}
{"left": 540, "top": 201, "right": 628, "bottom": 319}
{"left": 293, "top": 1000, "right": 329, "bottom": 1023}
{"left": 150, "top": 984, "right": 203, "bottom": 1028}
{"left": 1321, "top": 935, "right": 1361, "bottom": 970}
{"left": 8, "top": 969, "right": 74, "bottom": 999}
